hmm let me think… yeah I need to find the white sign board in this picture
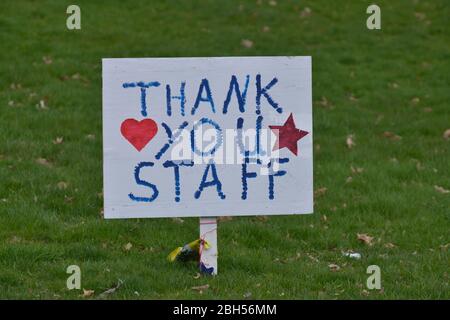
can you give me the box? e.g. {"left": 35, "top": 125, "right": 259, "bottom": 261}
{"left": 103, "top": 57, "right": 313, "bottom": 218}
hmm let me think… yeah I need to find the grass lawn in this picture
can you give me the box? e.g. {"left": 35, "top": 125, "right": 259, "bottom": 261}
{"left": 0, "top": 0, "right": 449, "bottom": 299}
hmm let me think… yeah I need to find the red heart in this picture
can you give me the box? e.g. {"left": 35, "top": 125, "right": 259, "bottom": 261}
{"left": 120, "top": 118, "right": 158, "bottom": 151}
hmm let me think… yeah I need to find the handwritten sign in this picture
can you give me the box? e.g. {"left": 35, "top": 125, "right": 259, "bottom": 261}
{"left": 103, "top": 57, "right": 313, "bottom": 218}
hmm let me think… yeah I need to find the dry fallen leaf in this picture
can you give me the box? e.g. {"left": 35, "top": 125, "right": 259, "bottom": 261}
{"left": 328, "top": 263, "right": 340, "bottom": 272}
{"left": 351, "top": 166, "right": 364, "bottom": 174}
{"left": 124, "top": 242, "right": 133, "bottom": 251}
{"left": 10, "top": 83, "right": 22, "bottom": 90}
{"left": 357, "top": 233, "right": 374, "bottom": 246}
{"left": 384, "top": 242, "right": 396, "bottom": 249}
{"left": 443, "top": 129, "right": 450, "bottom": 140}
{"left": 300, "top": 7, "right": 312, "bottom": 18}
{"left": 36, "top": 158, "right": 52, "bottom": 167}
{"left": 42, "top": 56, "right": 53, "bottom": 65}
{"left": 348, "top": 93, "right": 358, "bottom": 102}
{"left": 388, "top": 82, "right": 399, "bottom": 89}
{"left": 413, "top": 159, "right": 424, "bottom": 171}
{"left": 346, "top": 134, "right": 355, "bottom": 149}
{"left": 171, "top": 217, "right": 184, "bottom": 224}
{"left": 314, "top": 187, "right": 327, "bottom": 198}
{"left": 279, "top": 252, "right": 301, "bottom": 264}
{"left": 383, "top": 131, "right": 402, "bottom": 141}
{"left": 390, "top": 157, "right": 398, "bottom": 164}
{"left": 36, "top": 100, "right": 48, "bottom": 110}
{"left": 317, "top": 96, "right": 332, "bottom": 108}
{"left": 414, "top": 12, "right": 426, "bottom": 21}
{"left": 262, "top": 25, "right": 270, "bottom": 32}
{"left": 410, "top": 97, "right": 420, "bottom": 105}
{"left": 53, "top": 137, "right": 64, "bottom": 145}
{"left": 375, "top": 114, "right": 384, "bottom": 125}
{"left": 268, "top": 0, "right": 277, "bottom": 6}
{"left": 82, "top": 289, "right": 95, "bottom": 298}
{"left": 191, "top": 284, "right": 209, "bottom": 293}
{"left": 57, "top": 181, "right": 68, "bottom": 190}
{"left": 9, "top": 236, "right": 21, "bottom": 244}
{"left": 241, "top": 39, "right": 254, "bottom": 49}
{"left": 434, "top": 185, "right": 450, "bottom": 194}
{"left": 218, "top": 216, "right": 233, "bottom": 222}
{"left": 256, "top": 215, "right": 269, "bottom": 222}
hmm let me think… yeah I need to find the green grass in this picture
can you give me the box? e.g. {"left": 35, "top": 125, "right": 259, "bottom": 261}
{"left": 0, "top": 0, "right": 449, "bottom": 299}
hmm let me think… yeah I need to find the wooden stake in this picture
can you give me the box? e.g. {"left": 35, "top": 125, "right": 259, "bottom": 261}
{"left": 199, "top": 217, "right": 218, "bottom": 275}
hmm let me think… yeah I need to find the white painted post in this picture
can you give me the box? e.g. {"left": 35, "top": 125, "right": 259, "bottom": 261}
{"left": 199, "top": 217, "right": 218, "bottom": 275}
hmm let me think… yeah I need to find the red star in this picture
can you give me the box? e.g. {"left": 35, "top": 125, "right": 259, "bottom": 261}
{"left": 269, "top": 113, "right": 309, "bottom": 156}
